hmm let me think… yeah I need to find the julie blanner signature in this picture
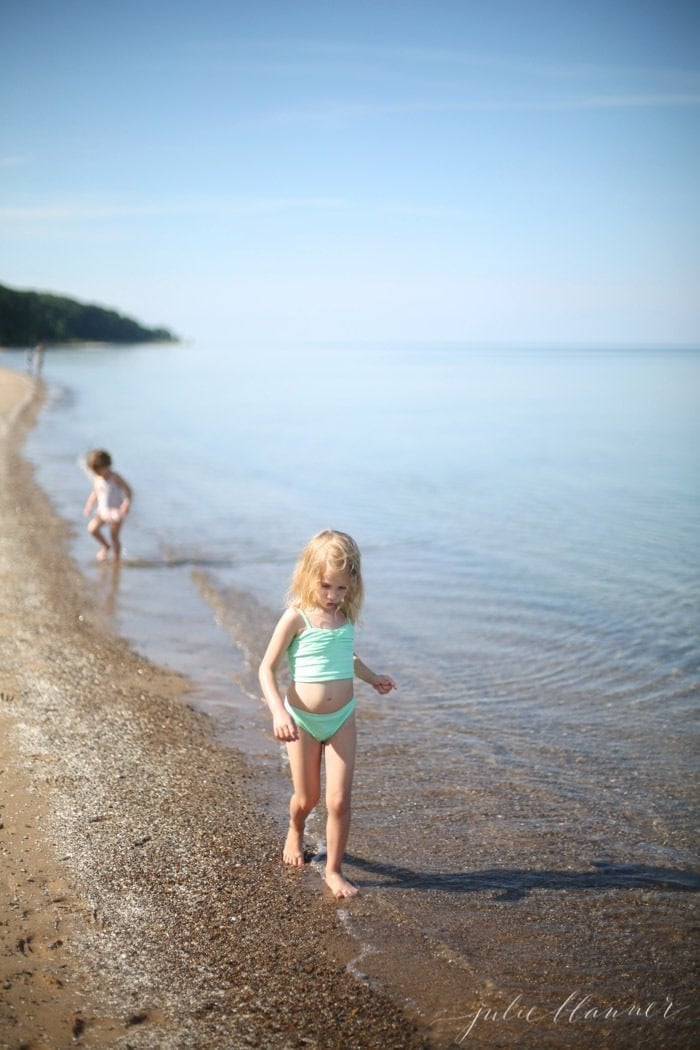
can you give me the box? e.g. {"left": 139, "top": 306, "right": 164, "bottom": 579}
{"left": 434, "top": 992, "right": 688, "bottom": 1042}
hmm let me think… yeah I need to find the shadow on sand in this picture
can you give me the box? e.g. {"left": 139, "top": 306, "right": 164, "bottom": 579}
{"left": 344, "top": 856, "right": 700, "bottom": 901}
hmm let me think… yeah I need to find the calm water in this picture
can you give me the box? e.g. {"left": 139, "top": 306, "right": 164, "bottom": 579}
{"left": 4, "top": 341, "right": 699, "bottom": 1036}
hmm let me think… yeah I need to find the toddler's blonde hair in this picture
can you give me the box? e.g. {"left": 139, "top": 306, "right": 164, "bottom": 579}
{"left": 288, "top": 529, "right": 364, "bottom": 622}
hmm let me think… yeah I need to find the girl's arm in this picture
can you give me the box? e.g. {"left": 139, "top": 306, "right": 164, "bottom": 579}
{"left": 83, "top": 488, "right": 97, "bottom": 516}
{"left": 353, "top": 654, "right": 397, "bottom": 695}
{"left": 258, "top": 607, "right": 303, "bottom": 741}
{"left": 112, "top": 471, "right": 133, "bottom": 516}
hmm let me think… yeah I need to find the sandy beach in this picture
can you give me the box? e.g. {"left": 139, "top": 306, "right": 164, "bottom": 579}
{"left": 0, "top": 364, "right": 428, "bottom": 1048}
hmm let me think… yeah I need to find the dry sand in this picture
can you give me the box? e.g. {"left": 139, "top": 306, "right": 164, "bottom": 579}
{"left": 0, "top": 363, "right": 428, "bottom": 1048}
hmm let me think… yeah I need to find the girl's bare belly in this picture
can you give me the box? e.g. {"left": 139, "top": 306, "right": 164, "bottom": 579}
{"left": 288, "top": 679, "right": 354, "bottom": 713}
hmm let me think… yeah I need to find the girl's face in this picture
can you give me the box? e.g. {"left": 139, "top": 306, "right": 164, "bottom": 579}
{"left": 314, "top": 566, "right": 351, "bottom": 612}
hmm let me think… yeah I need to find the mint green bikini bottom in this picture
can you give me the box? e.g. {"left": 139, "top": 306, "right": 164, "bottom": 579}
{"left": 284, "top": 696, "right": 356, "bottom": 743}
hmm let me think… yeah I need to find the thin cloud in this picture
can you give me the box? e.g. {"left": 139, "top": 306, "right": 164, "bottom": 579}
{"left": 545, "top": 92, "right": 700, "bottom": 109}
{"left": 0, "top": 155, "right": 31, "bottom": 168}
{"left": 378, "top": 201, "right": 477, "bottom": 221}
{"left": 265, "top": 90, "right": 700, "bottom": 126}
{"left": 0, "top": 196, "right": 347, "bottom": 224}
{"left": 212, "top": 37, "right": 698, "bottom": 81}
{"left": 149, "top": 35, "right": 700, "bottom": 94}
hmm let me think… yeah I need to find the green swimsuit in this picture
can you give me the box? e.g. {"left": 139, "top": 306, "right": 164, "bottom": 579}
{"left": 285, "top": 610, "right": 356, "bottom": 742}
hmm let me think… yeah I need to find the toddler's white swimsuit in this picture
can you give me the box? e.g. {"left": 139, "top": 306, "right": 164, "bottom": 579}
{"left": 94, "top": 473, "right": 124, "bottom": 522}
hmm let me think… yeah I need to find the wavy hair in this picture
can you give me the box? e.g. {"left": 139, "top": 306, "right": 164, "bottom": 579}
{"left": 287, "top": 529, "right": 364, "bottom": 622}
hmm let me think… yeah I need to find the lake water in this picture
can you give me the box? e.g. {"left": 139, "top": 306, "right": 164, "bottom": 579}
{"left": 3, "top": 341, "right": 699, "bottom": 1042}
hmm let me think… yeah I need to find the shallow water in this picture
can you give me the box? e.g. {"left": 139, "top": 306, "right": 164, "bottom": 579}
{"left": 3, "top": 341, "right": 698, "bottom": 1043}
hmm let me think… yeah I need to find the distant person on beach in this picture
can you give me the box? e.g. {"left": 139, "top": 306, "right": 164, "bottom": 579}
{"left": 26, "top": 342, "right": 45, "bottom": 377}
{"left": 258, "top": 529, "right": 396, "bottom": 899}
{"left": 83, "top": 449, "right": 132, "bottom": 562}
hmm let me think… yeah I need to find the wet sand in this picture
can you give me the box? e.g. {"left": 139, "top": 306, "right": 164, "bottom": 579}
{"left": 0, "top": 364, "right": 427, "bottom": 1047}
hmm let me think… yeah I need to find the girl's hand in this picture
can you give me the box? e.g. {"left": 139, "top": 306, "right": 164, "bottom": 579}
{"left": 273, "top": 712, "right": 299, "bottom": 742}
{"left": 371, "top": 674, "right": 397, "bottom": 695}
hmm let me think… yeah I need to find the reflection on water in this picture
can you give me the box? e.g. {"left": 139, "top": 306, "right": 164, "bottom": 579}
{"left": 92, "top": 560, "right": 122, "bottom": 619}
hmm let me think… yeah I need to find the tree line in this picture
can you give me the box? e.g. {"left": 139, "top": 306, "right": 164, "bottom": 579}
{"left": 0, "top": 283, "right": 177, "bottom": 346}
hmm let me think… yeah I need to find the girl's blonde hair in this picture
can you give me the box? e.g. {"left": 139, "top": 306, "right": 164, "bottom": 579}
{"left": 288, "top": 529, "right": 364, "bottom": 622}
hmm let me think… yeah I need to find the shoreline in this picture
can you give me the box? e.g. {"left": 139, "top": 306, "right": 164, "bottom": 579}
{"left": 0, "top": 364, "right": 428, "bottom": 1047}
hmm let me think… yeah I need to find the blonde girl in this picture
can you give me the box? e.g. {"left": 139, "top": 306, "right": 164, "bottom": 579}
{"left": 258, "top": 529, "right": 396, "bottom": 899}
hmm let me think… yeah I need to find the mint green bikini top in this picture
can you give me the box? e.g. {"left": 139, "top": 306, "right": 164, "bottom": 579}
{"left": 287, "top": 610, "right": 355, "bottom": 682}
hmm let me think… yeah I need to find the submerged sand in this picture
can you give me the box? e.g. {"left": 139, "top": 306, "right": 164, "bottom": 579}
{"left": 0, "top": 364, "right": 428, "bottom": 1047}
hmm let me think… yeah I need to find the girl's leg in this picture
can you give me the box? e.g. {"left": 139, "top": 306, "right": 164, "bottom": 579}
{"left": 323, "top": 714, "right": 357, "bottom": 898}
{"left": 109, "top": 521, "right": 123, "bottom": 560}
{"left": 284, "top": 730, "right": 322, "bottom": 866}
{"left": 88, "top": 516, "right": 110, "bottom": 560}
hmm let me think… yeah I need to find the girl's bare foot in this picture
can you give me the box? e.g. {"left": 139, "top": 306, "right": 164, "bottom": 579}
{"left": 325, "top": 871, "right": 358, "bottom": 899}
{"left": 96, "top": 547, "right": 110, "bottom": 562}
{"left": 283, "top": 826, "right": 305, "bottom": 867}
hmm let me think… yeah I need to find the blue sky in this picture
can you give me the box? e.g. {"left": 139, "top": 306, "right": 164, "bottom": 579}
{"left": 2, "top": 0, "right": 698, "bottom": 345}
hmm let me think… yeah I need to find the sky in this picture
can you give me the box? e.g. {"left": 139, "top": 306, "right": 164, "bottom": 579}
{"left": 2, "top": 0, "right": 699, "bottom": 346}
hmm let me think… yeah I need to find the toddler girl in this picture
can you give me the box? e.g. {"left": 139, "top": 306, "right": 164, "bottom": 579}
{"left": 83, "top": 449, "right": 132, "bottom": 561}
